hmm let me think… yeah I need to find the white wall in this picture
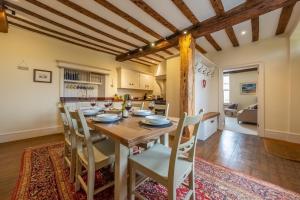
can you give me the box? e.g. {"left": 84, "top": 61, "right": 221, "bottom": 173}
{"left": 0, "top": 27, "right": 153, "bottom": 142}
{"left": 228, "top": 71, "right": 258, "bottom": 110}
{"left": 166, "top": 57, "right": 181, "bottom": 117}
{"left": 166, "top": 53, "right": 219, "bottom": 117}
{"left": 289, "top": 23, "right": 300, "bottom": 134}
{"left": 194, "top": 54, "right": 219, "bottom": 114}
{"left": 207, "top": 37, "right": 292, "bottom": 134}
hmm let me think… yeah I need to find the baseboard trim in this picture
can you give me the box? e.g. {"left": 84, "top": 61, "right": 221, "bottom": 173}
{"left": 264, "top": 129, "right": 300, "bottom": 144}
{"left": 0, "top": 126, "right": 63, "bottom": 143}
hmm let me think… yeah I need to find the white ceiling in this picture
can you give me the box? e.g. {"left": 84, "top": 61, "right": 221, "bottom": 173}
{"left": 5, "top": 0, "right": 300, "bottom": 66}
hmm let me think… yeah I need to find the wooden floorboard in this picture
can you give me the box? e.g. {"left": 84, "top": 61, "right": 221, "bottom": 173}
{"left": 196, "top": 130, "right": 300, "bottom": 193}
{"left": 0, "top": 130, "right": 300, "bottom": 199}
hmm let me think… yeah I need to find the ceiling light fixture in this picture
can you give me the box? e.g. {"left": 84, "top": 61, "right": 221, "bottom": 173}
{"left": 241, "top": 30, "right": 247, "bottom": 35}
{"left": 183, "top": 30, "right": 188, "bottom": 35}
{"left": 151, "top": 42, "right": 155, "bottom": 47}
{"left": 139, "top": 48, "right": 143, "bottom": 52}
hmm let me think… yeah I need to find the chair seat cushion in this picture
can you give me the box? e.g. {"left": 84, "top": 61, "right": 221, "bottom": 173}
{"left": 78, "top": 139, "right": 115, "bottom": 166}
{"left": 129, "top": 144, "right": 192, "bottom": 182}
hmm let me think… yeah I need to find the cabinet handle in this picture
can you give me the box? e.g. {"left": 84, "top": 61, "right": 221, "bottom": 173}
{"left": 210, "top": 120, "right": 214, "bottom": 123}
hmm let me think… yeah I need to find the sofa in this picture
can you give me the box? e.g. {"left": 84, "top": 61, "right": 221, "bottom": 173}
{"left": 224, "top": 103, "right": 239, "bottom": 117}
{"left": 237, "top": 104, "right": 257, "bottom": 124}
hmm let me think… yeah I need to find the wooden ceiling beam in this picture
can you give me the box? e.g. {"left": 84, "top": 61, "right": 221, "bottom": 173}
{"left": 171, "top": 0, "right": 198, "bottom": 24}
{"left": 225, "top": 27, "right": 239, "bottom": 47}
{"left": 94, "top": 0, "right": 162, "bottom": 40}
{"left": 153, "top": 53, "right": 166, "bottom": 60}
{"left": 276, "top": 3, "right": 296, "bottom": 35}
{"left": 24, "top": 0, "right": 138, "bottom": 48}
{"left": 164, "top": 49, "right": 174, "bottom": 55}
{"left": 136, "top": 58, "right": 157, "bottom": 65}
{"left": 116, "top": 0, "right": 297, "bottom": 61}
{"left": 171, "top": 0, "right": 208, "bottom": 53}
{"left": 60, "top": 0, "right": 171, "bottom": 57}
{"left": 144, "top": 56, "right": 162, "bottom": 63}
{"left": 130, "top": 0, "right": 178, "bottom": 33}
{"left": 251, "top": 17, "right": 259, "bottom": 41}
{"left": 129, "top": 60, "right": 152, "bottom": 67}
{"left": 209, "top": 0, "right": 239, "bottom": 47}
{"left": 195, "top": 44, "right": 207, "bottom": 54}
{"left": 8, "top": 14, "right": 124, "bottom": 54}
{"left": 205, "top": 34, "right": 222, "bottom": 51}
{"left": 57, "top": 0, "right": 149, "bottom": 44}
{"left": 9, "top": 21, "right": 117, "bottom": 56}
{"left": 0, "top": 0, "right": 8, "bottom": 33}
{"left": 5, "top": 1, "right": 129, "bottom": 51}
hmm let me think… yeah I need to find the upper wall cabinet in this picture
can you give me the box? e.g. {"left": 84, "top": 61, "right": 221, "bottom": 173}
{"left": 139, "top": 73, "right": 154, "bottom": 90}
{"left": 117, "top": 68, "right": 154, "bottom": 90}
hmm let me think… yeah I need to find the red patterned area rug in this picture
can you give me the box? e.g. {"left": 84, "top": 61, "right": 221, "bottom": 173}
{"left": 11, "top": 142, "right": 300, "bottom": 200}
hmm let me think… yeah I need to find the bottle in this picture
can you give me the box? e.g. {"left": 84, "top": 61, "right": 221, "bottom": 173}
{"left": 122, "top": 96, "right": 129, "bottom": 118}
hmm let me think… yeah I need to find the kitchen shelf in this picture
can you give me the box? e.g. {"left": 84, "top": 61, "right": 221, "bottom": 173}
{"left": 64, "top": 80, "right": 103, "bottom": 85}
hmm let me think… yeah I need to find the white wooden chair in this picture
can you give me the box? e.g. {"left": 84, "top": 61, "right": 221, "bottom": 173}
{"left": 132, "top": 101, "right": 144, "bottom": 110}
{"left": 69, "top": 110, "right": 115, "bottom": 200}
{"left": 58, "top": 105, "right": 77, "bottom": 182}
{"left": 129, "top": 110, "right": 204, "bottom": 200}
{"left": 58, "top": 103, "right": 105, "bottom": 182}
{"left": 138, "top": 103, "right": 170, "bottom": 149}
{"left": 153, "top": 103, "right": 170, "bottom": 118}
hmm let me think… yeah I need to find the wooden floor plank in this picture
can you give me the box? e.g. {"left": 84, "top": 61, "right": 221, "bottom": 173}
{"left": 1, "top": 130, "right": 300, "bottom": 200}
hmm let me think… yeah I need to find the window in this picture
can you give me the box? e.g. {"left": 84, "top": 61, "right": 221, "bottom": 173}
{"left": 223, "top": 75, "right": 230, "bottom": 104}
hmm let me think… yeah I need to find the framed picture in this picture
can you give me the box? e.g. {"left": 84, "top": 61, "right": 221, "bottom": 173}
{"left": 240, "top": 82, "right": 256, "bottom": 95}
{"left": 33, "top": 69, "right": 52, "bottom": 83}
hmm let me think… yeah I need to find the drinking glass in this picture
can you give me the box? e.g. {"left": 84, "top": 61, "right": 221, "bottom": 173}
{"left": 90, "top": 99, "right": 96, "bottom": 107}
{"left": 148, "top": 101, "right": 155, "bottom": 113}
{"left": 125, "top": 100, "right": 132, "bottom": 112}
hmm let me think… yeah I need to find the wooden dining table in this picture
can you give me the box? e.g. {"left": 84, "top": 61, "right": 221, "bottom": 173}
{"left": 87, "top": 115, "right": 179, "bottom": 200}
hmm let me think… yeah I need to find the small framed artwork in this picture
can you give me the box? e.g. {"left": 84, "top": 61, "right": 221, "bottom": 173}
{"left": 33, "top": 69, "right": 52, "bottom": 83}
{"left": 240, "top": 82, "right": 256, "bottom": 95}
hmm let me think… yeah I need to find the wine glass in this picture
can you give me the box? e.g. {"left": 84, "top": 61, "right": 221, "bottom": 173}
{"left": 104, "top": 100, "right": 110, "bottom": 109}
{"left": 148, "top": 101, "right": 155, "bottom": 113}
{"left": 90, "top": 99, "right": 96, "bottom": 107}
{"left": 125, "top": 101, "right": 132, "bottom": 112}
{"left": 109, "top": 100, "right": 113, "bottom": 108}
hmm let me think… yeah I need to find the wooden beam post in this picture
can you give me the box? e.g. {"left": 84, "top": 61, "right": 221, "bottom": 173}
{"left": 179, "top": 33, "right": 195, "bottom": 138}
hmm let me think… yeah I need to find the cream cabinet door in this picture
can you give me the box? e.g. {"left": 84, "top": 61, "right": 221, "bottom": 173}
{"left": 119, "top": 69, "right": 140, "bottom": 89}
{"left": 139, "top": 73, "right": 154, "bottom": 90}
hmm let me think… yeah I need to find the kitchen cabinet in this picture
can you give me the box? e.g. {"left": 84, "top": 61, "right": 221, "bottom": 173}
{"left": 139, "top": 73, "right": 154, "bottom": 90}
{"left": 118, "top": 68, "right": 154, "bottom": 90}
{"left": 118, "top": 68, "right": 140, "bottom": 89}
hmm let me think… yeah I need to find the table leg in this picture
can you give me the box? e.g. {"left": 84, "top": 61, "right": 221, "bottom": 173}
{"left": 114, "top": 141, "right": 129, "bottom": 200}
{"left": 160, "top": 133, "right": 169, "bottom": 147}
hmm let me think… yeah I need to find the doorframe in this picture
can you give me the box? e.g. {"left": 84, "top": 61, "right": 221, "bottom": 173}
{"left": 218, "top": 62, "right": 265, "bottom": 137}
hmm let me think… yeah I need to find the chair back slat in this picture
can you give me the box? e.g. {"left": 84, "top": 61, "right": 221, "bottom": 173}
{"left": 132, "top": 102, "right": 144, "bottom": 110}
{"left": 168, "top": 109, "right": 204, "bottom": 181}
{"left": 154, "top": 103, "right": 169, "bottom": 118}
{"left": 58, "top": 104, "right": 70, "bottom": 141}
{"left": 69, "top": 110, "right": 95, "bottom": 165}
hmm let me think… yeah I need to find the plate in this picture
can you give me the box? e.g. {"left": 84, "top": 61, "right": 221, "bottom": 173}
{"left": 96, "top": 114, "right": 119, "bottom": 120}
{"left": 133, "top": 109, "right": 152, "bottom": 116}
{"left": 93, "top": 115, "right": 121, "bottom": 123}
{"left": 81, "top": 107, "right": 104, "bottom": 116}
{"left": 141, "top": 117, "right": 170, "bottom": 126}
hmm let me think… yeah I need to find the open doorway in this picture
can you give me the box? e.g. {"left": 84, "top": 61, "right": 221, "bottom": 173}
{"left": 222, "top": 66, "right": 259, "bottom": 135}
